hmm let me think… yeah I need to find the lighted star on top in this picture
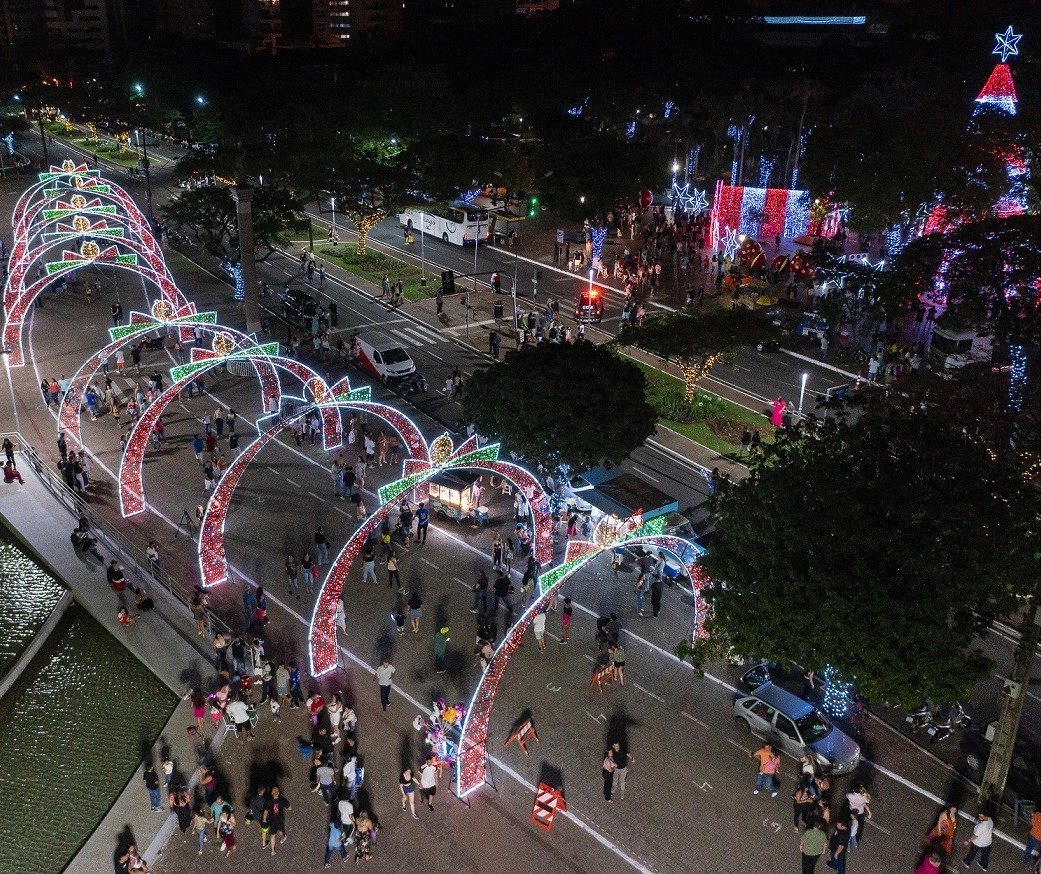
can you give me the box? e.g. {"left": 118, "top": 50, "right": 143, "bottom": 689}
{"left": 993, "top": 26, "right": 1022, "bottom": 64}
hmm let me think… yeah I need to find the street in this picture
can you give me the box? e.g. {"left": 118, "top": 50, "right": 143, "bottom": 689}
{"left": 3, "top": 137, "right": 1035, "bottom": 873}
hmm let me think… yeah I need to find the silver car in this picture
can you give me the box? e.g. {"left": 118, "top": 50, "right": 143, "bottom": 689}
{"left": 733, "top": 682, "right": 861, "bottom": 775}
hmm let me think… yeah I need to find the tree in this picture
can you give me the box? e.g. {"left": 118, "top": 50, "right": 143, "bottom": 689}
{"left": 405, "top": 135, "right": 535, "bottom": 202}
{"left": 615, "top": 308, "right": 774, "bottom": 402}
{"left": 159, "top": 186, "right": 301, "bottom": 261}
{"left": 324, "top": 149, "right": 415, "bottom": 255}
{"left": 811, "top": 255, "right": 889, "bottom": 345}
{"left": 686, "top": 399, "right": 1039, "bottom": 707}
{"left": 889, "top": 215, "right": 1041, "bottom": 347}
{"left": 463, "top": 341, "right": 656, "bottom": 473}
{"left": 799, "top": 67, "right": 967, "bottom": 232}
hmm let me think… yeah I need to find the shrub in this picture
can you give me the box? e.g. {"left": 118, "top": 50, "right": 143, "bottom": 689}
{"left": 650, "top": 387, "right": 728, "bottom": 423}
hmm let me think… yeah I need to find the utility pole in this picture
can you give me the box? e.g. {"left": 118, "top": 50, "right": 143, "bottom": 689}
{"left": 979, "top": 600, "right": 1040, "bottom": 810}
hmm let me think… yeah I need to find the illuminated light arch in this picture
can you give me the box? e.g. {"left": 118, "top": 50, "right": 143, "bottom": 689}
{"left": 117, "top": 346, "right": 364, "bottom": 517}
{"left": 455, "top": 515, "right": 707, "bottom": 798}
{"left": 4, "top": 166, "right": 190, "bottom": 365}
{"left": 197, "top": 385, "right": 434, "bottom": 588}
{"left": 308, "top": 435, "right": 553, "bottom": 677}
{"left": 58, "top": 310, "right": 290, "bottom": 453}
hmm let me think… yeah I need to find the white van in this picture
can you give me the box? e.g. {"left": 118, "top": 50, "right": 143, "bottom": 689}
{"left": 356, "top": 331, "right": 416, "bottom": 383}
{"left": 929, "top": 324, "right": 994, "bottom": 372}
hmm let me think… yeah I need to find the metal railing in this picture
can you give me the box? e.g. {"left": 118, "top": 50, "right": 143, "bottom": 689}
{"left": 4, "top": 431, "right": 235, "bottom": 643}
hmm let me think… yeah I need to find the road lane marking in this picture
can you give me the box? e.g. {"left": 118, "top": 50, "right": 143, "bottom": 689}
{"left": 308, "top": 491, "right": 326, "bottom": 503}
{"left": 334, "top": 506, "right": 353, "bottom": 517}
{"left": 420, "top": 557, "right": 440, "bottom": 570}
{"left": 285, "top": 478, "right": 300, "bottom": 487}
{"left": 630, "top": 466, "right": 660, "bottom": 484}
{"left": 728, "top": 739, "right": 753, "bottom": 754}
{"left": 682, "top": 711, "right": 710, "bottom": 728}
{"left": 267, "top": 466, "right": 280, "bottom": 475}
{"left": 633, "top": 683, "right": 665, "bottom": 703}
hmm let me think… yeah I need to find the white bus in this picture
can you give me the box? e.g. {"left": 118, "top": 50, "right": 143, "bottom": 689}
{"left": 398, "top": 204, "right": 491, "bottom": 246}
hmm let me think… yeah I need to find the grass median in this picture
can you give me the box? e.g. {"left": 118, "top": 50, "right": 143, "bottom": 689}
{"left": 630, "top": 359, "right": 771, "bottom": 457}
{"left": 313, "top": 244, "right": 435, "bottom": 301}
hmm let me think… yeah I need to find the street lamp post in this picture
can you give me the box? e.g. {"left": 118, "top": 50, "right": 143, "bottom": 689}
{"left": 798, "top": 372, "right": 808, "bottom": 416}
{"left": 139, "top": 130, "right": 153, "bottom": 222}
{"left": 420, "top": 211, "right": 426, "bottom": 285}
{"left": 330, "top": 196, "right": 337, "bottom": 236}
{"left": 512, "top": 244, "right": 520, "bottom": 347}
{"left": 468, "top": 213, "right": 481, "bottom": 338}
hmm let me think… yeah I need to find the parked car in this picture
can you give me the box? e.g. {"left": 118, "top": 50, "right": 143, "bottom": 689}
{"left": 733, "top": 681, "right": 861, "bottom": 775}
{"left": 961, "top": 724, "right": 1041, "bottom": 802}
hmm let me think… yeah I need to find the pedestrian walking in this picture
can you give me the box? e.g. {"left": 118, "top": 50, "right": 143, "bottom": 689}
{"left": 400, "top": 767, "right": 420, "bottom": 818}
{"left": 285, "top": 553, "right": 300, "bottom": 599}
{"left": 634, "top": 571, "right": 648, "bottom": 616}
{"left": 532, "top": 608, "right": 547, "bottom": 652}
{"left": 826, "top": 817, "right": 850, "bottom": 873}
{"left": 434, "top": 626, "right": 449, "bottom": 673}
{"left": 242, "top": 586, "right": 257, "bottom": 632}
{"left": 560, "top": 596, "right": 572, "bottom": 643}
{"left": 408, "top": 591, "right": 424, "bottom": 633}
{"left": 374, "top": 658, "right": 395, "bottom": 711}
{"left": 143, "top": 762, "right": 162, "bottom": 811}
{"left": 419, "top": 755, "right": 438, "bottom": 811}
{"left": 650, "top": 575, "right": 663, "bottom": 618}
{"left": 314, "top": 525, "right": 330, "bottom": 566}
{"left": 469, "top": 569, "right": 489, "bottom": 614}
{"left": 927, "top": 805, "right": 958, "bottom": 857}
{"left": 415, "top": 502, "right": 429, "bottom": 543}
{"left": 845, "top": 783, "right": 871, "bottom": 846}
{"left": 387, "top": 548, "right": 401, "bottom": 590}
{"left": 602, "top": 746, "right": 618, "bottom": 802}
{"left": 799, "top": 819, "right": 827, "bottom": 874}
{"left": 261, "top": 787, "right": 291, "bottom": 857}
{"left": 751, "top": 743, "right": 781, "bottom": 796}
{"left": 612, "top": 642, "right": 626, "bottom": 686}
{"left": 961, "top": 811, "right": 993, "bottom": 871}
{"left": 301, "top": 552, "right": 316, "bottom": 595}
{"left": 610, "top": 741, "right": 633, "bottom": 800}
{"left": 324, "top": 820, "right": 348, "bottom": 865}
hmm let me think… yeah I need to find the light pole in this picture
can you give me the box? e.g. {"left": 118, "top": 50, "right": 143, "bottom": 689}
{"left": 137, "top": 128, "right": 153, "bottom": 222}
{"left": 798, "top": 372, "right": 808, "bottom": 416}
{"left": 420, "top": 210, "right": 426, "bottom": 285}
{"left": 468, "top": 213, "right": 481, "bottom": 338}
{"left": 330, "top": 196, "right": 337, "bottom": 236}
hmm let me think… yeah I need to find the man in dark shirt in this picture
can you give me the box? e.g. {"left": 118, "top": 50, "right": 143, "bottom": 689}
{"left": 493, "top": 571, "right": 513, "bottom": 618}
{"left": 828, "top": 817, "right": 851, "bottom": 874}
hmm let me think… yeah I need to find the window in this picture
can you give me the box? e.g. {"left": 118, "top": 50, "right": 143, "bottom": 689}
{"left": 774, "top": 714, "right": 800, "bottom": 741}
{"left": 748, "top": 700, "right": 776, "bottom": 723}
{"left": 795, "top": 711, "right": 832, "bottom": 744}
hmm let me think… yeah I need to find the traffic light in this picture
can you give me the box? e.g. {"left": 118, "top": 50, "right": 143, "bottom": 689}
{"left": 528, "top": 196, "right": 538, "bottom": 218}
{"left": 440, "top": 270, "right": 456, "bottom": 295}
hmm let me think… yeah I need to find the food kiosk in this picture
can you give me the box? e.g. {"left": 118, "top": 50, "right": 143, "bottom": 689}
{"left": 427, "top": 470, "right": 488, "bottom": 524}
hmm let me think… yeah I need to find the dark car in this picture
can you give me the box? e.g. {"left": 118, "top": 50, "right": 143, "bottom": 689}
{"left": 280, "top": 287, "right": 319, "bottom": 328}
{"left": 961, "top": 725, "right": 1041, "bottom": 802}
{"left": 573, "top": 289, "right": 603, "bottom": 324}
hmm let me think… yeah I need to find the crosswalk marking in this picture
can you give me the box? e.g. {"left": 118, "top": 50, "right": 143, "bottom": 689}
{"left": 389, "top": 325, "right": 443, "bottom": 346}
